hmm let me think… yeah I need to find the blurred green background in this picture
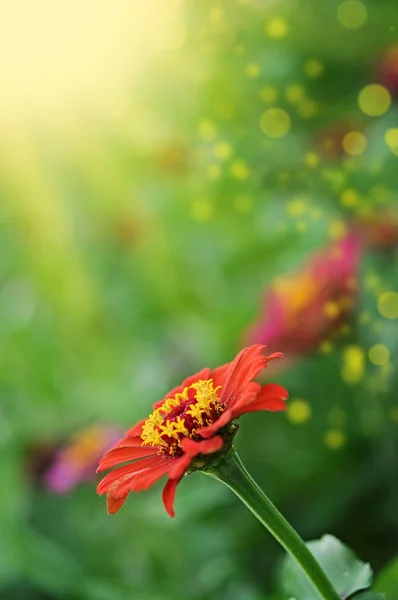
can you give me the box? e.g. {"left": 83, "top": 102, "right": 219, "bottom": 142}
{"left": 1, "top": 0, "right": 398, "bottom": 598}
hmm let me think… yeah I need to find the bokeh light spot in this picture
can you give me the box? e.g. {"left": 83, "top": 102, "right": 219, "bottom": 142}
{"left": 191, "top": 200, "right": 213, "bottom": 222}
{"left": 319, "top": 340, "right": 334, "bottom": 354}
{"left": 304, "top": 59, "right": 324, "bottom": 78}
{"left": 324, "top": 429, "right": 346, "bottom": 450}
{"left": 213, "top": 141, "right": 233, "bottom": 160}
{"left": 260, "top": 85, "right": 278, "bottom": 103}
{"left": 378, "top": 291, "right": 398, "bottom": 319}
{"left": 340, "top": 188, "right": 359, "bottom": 207}
{"left": 324, "top": 301, "right": 340, "bottom": 318}
{"left": 297, "top": 99, "right": 319, "bottom": 119}
{"left": 368, "top": 344, "right": 390, "bottom": 366}
{"left": 337, "top": 1, "right": 367, "bottom": 30}
{"left": 304, "top": 152, "right": 320, "bottom": 167}
{"left": 265, "top": 18, "right": 289, "bottom": 39}
{"left": 230, "top": 159, "right": 250, "bottom": 180}
{"left": 285, "top": 84, "right": 305, "bottom": 103}
{"left": 287, "top": 198, "right": 307, "bottom": 217}
{"left": 342, "top": 131, "right": 367, "bottom": 155}
{"left": 198, "top": 119, "right": 217, "bottom": 140}
{"left": 209, "top": 7, "right": 225, "bottom": 23}
{"left": 245, "top": 63, "right": 260, "bottom": 78}
{"left": 341, "top": 345, "right": 365, "bottom": 384}
{"left": 358, "top": 84, "right": 391, "bottom": 117}
{"left": 287, "top": 399, "right": 312, "bottom": 424}
{"left": 384, "top": 128, "right": 398, "bottom": 156}
{"left": 260, "top": 108, "right": 291, "bottom": 138}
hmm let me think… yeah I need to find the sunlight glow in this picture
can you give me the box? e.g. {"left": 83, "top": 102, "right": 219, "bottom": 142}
{"left": 0, "top": 0, "right": 182, "bottom": 125}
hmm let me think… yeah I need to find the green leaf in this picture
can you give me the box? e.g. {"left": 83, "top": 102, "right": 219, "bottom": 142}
{"left": 280, "top": 534, "right": 373, "bottom": 600}
{"left": 349, "top": 593, "right": 386, "bottom": 600}
{"left": 375, "top": 554, "right": 398, "bottom": 597}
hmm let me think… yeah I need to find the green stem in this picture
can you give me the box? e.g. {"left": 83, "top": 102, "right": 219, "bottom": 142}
{"left": 208, "top": 448, "right": 340, "bottom": 600}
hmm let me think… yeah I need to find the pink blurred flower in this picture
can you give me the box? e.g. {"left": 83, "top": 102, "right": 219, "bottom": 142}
{"left": 43, "top": 425, "right": 122, "bottom": 494}
{"left": 245, "top": 234, "right": 363, "bottom": 360}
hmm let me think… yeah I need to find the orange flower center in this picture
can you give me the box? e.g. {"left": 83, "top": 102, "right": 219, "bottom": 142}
{"left": 141, "top": 379, "right": 225, "bottom": 457}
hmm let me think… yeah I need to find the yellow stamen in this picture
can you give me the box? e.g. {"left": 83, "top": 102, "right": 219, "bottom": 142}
{"left": 141, "top": 379, "right": 223, "bottom": 451}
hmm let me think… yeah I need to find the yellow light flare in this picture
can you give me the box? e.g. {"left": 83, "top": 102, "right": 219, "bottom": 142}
{"left": 341, "top": 345, "right": 365, "bottom": 384}
{"left": 368, "top": 344, "right": 390, "bottom": 366}
{"left": 378, "top": 291, "right": 398, "bottom": 319}
{"left": 304, "top": 59, "right": 324, "bottom": 78}
{"left": 265, "top": 18, "right": 289, "bottom": 39}
{"left": 324, "top": 429, "right": 346, "bottom": 450}
{"left": 260, "top": 108, "right": 291, "bottom": 138}
{"left": 358, "top": 84, "right": 391, "bottom": 117}
{"left": 191, "top": 200, "right": 214, "bottom": 222}
{"left": 287, "top": 399, "right": 312, "bottom": 424}
{"left": 0, "top": 0, "right": 182, "bottom": 126}
{"left": 337, "top": 0, "right": 367, "bottom": 30}
{"left": 342, "top": 131, "right": 367, "bottom": 156}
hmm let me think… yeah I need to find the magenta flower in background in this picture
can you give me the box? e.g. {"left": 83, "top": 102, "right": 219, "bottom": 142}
{"left": 245, "top": 234, "right": 363, "bottom": 360}
{"left": 44, "top": 425, "right": 122, "bottom": 494}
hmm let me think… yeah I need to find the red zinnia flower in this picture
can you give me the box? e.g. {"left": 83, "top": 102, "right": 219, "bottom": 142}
{"left": 245, "top": 233, "right": 362, "bottom": 359}
{"left": 96, "top": 345, "right": 288, "bottom": 517}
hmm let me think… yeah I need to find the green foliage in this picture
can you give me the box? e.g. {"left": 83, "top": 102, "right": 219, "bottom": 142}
{"left": 280, "top": 535, "right": 372, "bottom": 599}
{"left": 351, "top": 593, "right": 387, "bottom": 600}
{"left": 375, "top": 555, "right": 398, "bottom": 597}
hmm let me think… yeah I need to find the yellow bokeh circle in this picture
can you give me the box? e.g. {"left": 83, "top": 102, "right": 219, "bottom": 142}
{"left": 384, "top": 128, "right": 398, "bottom": 156}
{"left": 324, "top": 429, "right": 346, "bottom": 450}
{"left": 368, "top": 344, "right": 390, "bottom": 366}
{"left": 265, "top": 18, "right": 289, "bottom": 40}
{"left": 358, "top": 84, "right": 391, "bottom": 117}
{"left": 342, "top": 131, "right": 367, "bottom": 156}
{"left": 337, "top": 0, "right": 367, "bottom": 30}
{"left": 378, "top": 291, "right": 398, "bottom": 319}
{"left": 287, "top": 399, "right": 312, "bottom": 424}
{"left": 191, "top": 200, "right": 213, "bottom": 222}
{"left": 304, "top": 59, "right": 324, "bottom": 78}
{"left": 260, "top": 108, "right": 291, "bottom": 138}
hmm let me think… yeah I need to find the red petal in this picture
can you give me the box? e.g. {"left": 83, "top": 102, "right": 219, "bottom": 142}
{"left": 96, "top": 455, "right": 165, "bottom": 495}
{"left": 228, "top": 381, "right": 261, "bottom": 414}
{"left": 168, "top": 454, "right": 193, "bottom": 479}
{"left": 116, "top": 459, "right": 172, "bottom": 495}
{"left": 181, "top": 435, "right": 224, "bottom": 456}
{"left": 107, "top": 492, "right": 128, "bottom": 514}
{"left": 236, "top": 397, "right": 287, "bottom": 415}
{"left": 106, "top": 436, "right": 143, "bottom": 452}
{"left": 97, "top": 446, "right": 158, "bottom": 473}
{"left": 168, "top": 435, "right": 225, "bottom": 479}
{"left": 198, "top": 409, "right": 233, "bottom": 439}
{"left": 210, "top": 362, "right": 231, "bottom": 388}
{"left": 125, "top": 419, "right": 146, "bottom": 437}
{"left": 218, "top": 345, "right": 267, "bottom": 409}
{"left": 162, "top": 478, "right": 180, "bottom": 517}
{"left": 235, "top": 383, "right": 289, "bottom": 416}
